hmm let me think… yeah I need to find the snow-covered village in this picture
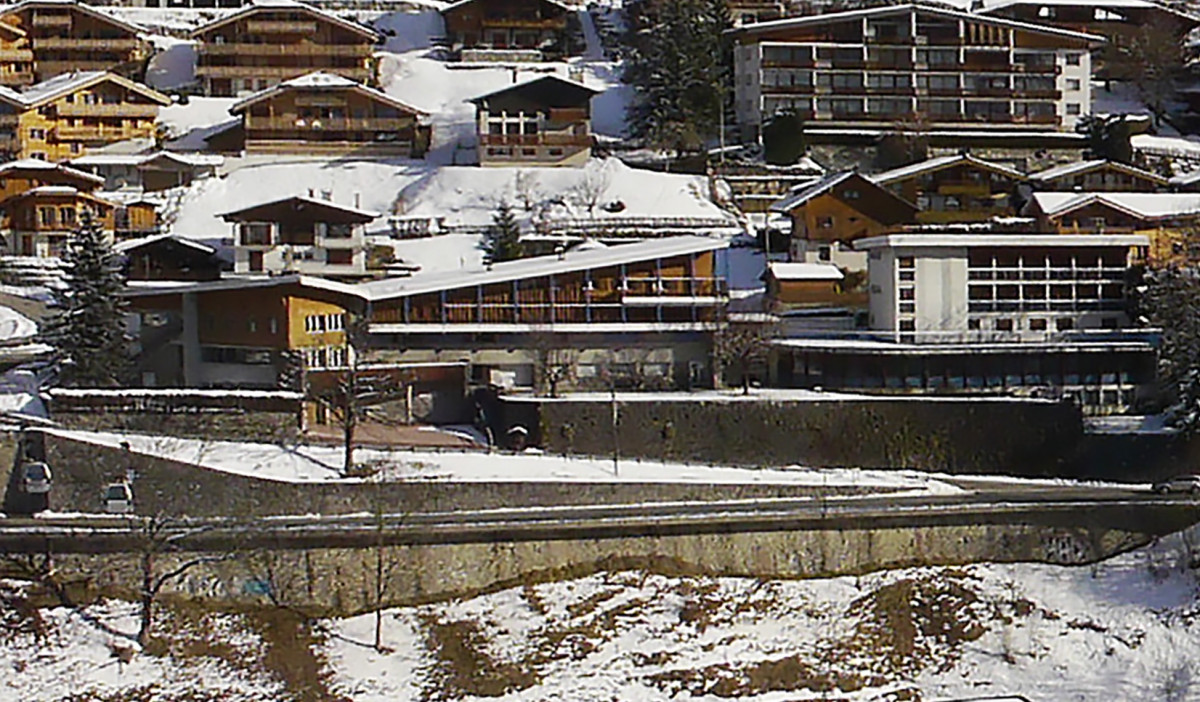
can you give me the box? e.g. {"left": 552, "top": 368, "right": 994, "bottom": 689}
{"left": 0, "top": 0, "right": 1199, "bottom": 698}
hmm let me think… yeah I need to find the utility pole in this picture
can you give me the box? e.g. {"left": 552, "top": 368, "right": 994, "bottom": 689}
{"left": 610, "top": 381, "right": 620, "bottom": 477}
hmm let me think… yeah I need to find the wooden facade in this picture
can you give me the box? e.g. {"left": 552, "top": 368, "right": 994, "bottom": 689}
{"left": 191, "top": 2, "right": 379, "bottom": 97}
{"left": 231, "top": 73, "right": 428, "bottom": 157}
{"left": 119, "top": 235, "right": 223, "bottom": 282}
{"left": 1029, "top": 159, "right": 1170, "bottom": 192}
{"left": 3, "top": 186, "right": 116, "bottom": 256}
{"left": 442, "top": 0, "right": 570, "bottom": 60}
{"left": 0, "top": 72, "right": 170, "bottom": 162}
{"left": 221, "top": 194, "right": 375, "bottom": 277}
{"left": 0, "top": 1, "right": 149, "bottom": 82}
{"left": 0, "top": 22, "right": 33, "bottom": 87}
{"left": 0, "top": 159, "right": 103, "bottom": 204}
{"left": 1025, "top": 194, "right": 1200, "bottom": 265}
{"left": 872, "top": 154, "right": 1027, "bottom": 223}
{"left": 472, "top": 75, "right": 597, "bottom": 167}
{"left": 771, "top": 172, "right": 918, "bottom": 248}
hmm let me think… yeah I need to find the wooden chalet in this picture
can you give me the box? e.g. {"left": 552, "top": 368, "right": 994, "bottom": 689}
{"left": 117, "top": 234, "right": 224, "bottom": 282}
{"left": 471, "top": 75, "right": 597, "bottom": 167}
{"left": 762, "top": 261, "right": 858, "bottom": 309}
{"left": 220, "top": 193, "right": 376, "bottom": 278}
{"left": 441, "top": 0, "right": 571, "bottom": 61}
{"left": 0, "top": 158, "right": 103, "bottom": 202}
{"left": 870, "top": 153, "right": 1028, "bottom": 223}
{"left": 1028, "top": 159, "right": 1170, "bottom": 192}
{"left": 1025, "top": 191, "right": 1200, "bottom": 264}
{"left": 0, "top": 22, "right": 33, "bottom": 87}
{"left": 769, "top": 171, "right": 918, "bottom": 268}
{"left": 0, "top": 1, "right": 149, "bottom": 82}
{"left": 68, "top": 151, "right": 223, "bottom": 191}
{"left": 3, "top": 185, "right": 117, "bottom": 256}
{"left": 191, "top": 0, "right": 380, "bottom": 97}
{"left": 228, "top": 72, "right": 429, "bottom": 157}
{"left": 0, "top": 71, "right": 170, "bottom": 162}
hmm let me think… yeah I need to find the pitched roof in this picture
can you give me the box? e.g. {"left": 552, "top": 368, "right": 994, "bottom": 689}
{"left": 115, "top": 233, "right": 217, "bottom": 255}
{"left": 0, "top": 0, "right": 146, "bottom": 35}
{"left": 1028, "top": 159, "right": 1170, "bottom": 186}
{"left": 69, "top": 151, "right": 224, "bottom": 168}
{"left": 468, "top": 74, "right": 600, "bottom": 106}
{"left": 0, "top": 159, "right": 104, "bottom": 184}
{"left": 11, "top": 71, "right": 170, "bottom": 109}
{"left": 230, "top": 71, "right": 426, "bottom": 117}
{"left": 217, "top": 194, "right": 380, "bottom": 221}
{"left": 442, "top": 0, "right": 570, "bottom": 14}
{"left": 122, "top": 273, "right": 365, "bottom": 300}
{"left": 978, "top": 0, "right": 1200, "bottom": 24}
{"left": 357, "top": 235, "right": 729, "bottom": 301}
{"left": 870, "top": 153, "right": 1027, "bottom": 186}
{"left": 769, "top": 171, "right": 858, "bottom": 212}
{"left": 765, "top": 262, "right": 844, "bottom": 281}
{"left": 190, "top": 0, "right": 379, "bottom": 41}
{"left": 728, "top": 2, "right": 1107, "bottom": 43}
{"left": 1030, "top": 191, "right": 1200, "bottom": 219}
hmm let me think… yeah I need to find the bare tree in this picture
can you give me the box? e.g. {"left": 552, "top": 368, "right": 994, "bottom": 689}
{"left": 570, "top": 161, "right": 612, "bottom": 216}
{"left": 1104, "top": 15, "right": 1187, "bottom": 129}
{"left": 712, "top": 315, "right": 779, "bottom": 394}
{"left": 530, "top": 329, "right": 579, "bottom": 397}
{"left": 513, "top": 170, "right": 543, "bottom": 212}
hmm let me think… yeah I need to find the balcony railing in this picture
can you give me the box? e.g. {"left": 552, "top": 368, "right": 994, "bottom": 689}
{"left": 56, "top": 103, "right": 160, "bottom": 118}
{"left": 244, "top": 20, "right": 318, "bottom": 33}
{"left": 478, "top": 17, "right": 564, "bottom": 28}
{"left": 0, "top": 49, "right": 33, "bottom": 62}
{"left": 54, "top": 125, "right": 148, "bottom": 140}
{"left": 784, "top": 327, "right": 1152, "bottom": 346}
{"left": 196, "top": 65, "right": 370, "bottom": 79}
{"left": 248, "top": 115, "right": 414, "bottom": 131}
{"left": 200, "top": 42, "right": 372, "bottom": 56}
{"left": 761, "top": 59, "right": 814, "bottom": 68}
{"left": 30, "top": 14, "right": 72, "bottom": 27}
{"left": 31, "top": 37, "right": 141, "bottom": 50}
{"left": 480, "top": 133, "right": 591, "bottom": 146}
{"left": 623, "top": 276, "right": 726, "bottom": 297}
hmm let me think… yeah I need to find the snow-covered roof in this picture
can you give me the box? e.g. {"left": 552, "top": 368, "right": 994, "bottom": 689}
{"left": 1031, "top": 192, "right": 1200, "bottom": 220}
{"left": 1028, "top": 159, "right": 1169, "bottom": 185}
{"left": 442, "top": 0, "right": 569, "bottom": 13}
{"left": 358, "top": 236, "right": 729, "bottom": 301}
{"left": 0, "top": 0, "right": 146, "bottom": 35}
{"left": 217, "top": 193, "right": 380, "bottom": 221}
{"left": 728, "top": 2, "right": 1106, "bottom": 43}
{"left": 12, "top": 71, "right": 171, "bottom": 109}
{"left": 870, "top": 153, "right": 1026, "bottom": 186}
{"left": 467, "top": 74, "right": 600, "bottom": 104}
{"left": 230, "top": 71, "right": 426, "bottom": 117}
{"left": 190, "top": 0, "right": 379, "bottom": 41}
{"left": 769, "top": 171, "right": 857, "bottom": 212}
{"left": 854, "top": 233, "right": 1150, "bottom": 250}
{"left": 978, "top": 0, "right": 1200, "bottom": 23}
{"left": 0, "top": 159, "right": 104, "bottom": 184}
{"left": 765, "top": 262, "right": 844, "bottom": 281}
{"left": 122, "top": 273, "right": 365, "bottom": 300}
{"left": 69, "top": 151, "right": 224, "bottom": 168}
{"left": 114, "top": 233, "right": 216, "bottom": 255}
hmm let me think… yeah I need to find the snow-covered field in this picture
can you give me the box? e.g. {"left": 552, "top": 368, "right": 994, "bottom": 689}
{"left": 8, "top": 531, "right": 1200, "bottom": 701}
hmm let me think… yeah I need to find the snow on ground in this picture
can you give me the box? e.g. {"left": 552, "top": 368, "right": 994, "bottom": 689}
{"left": 378, "top": 232, "right": 486, "bottom": 273}
{"left": 1, "top": 597, "right": 282, "bottom": 702}
{"left": 144, "top": 35, "right": 197, "bottom": 92}
{"left": 1092, "top": 81, "right": 1182, "bottom": 137}
{"left": 373, "top": 9, "right": 445, "bottom": 53}
{"left": 44, "top": 427, "right": 961, "bottom": 492}
{"left": 0, "top": 305, "right": 37, "bottom": 344}
{"left": 316, "top": 530, "right": 1200, "bottom": 701}
{"left": 158, "top": 96, "right": 237, "bottom": 143}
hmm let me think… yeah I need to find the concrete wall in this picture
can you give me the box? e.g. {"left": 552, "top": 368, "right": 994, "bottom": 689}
{"left": 500, "top": 395, "right": 1085, "bottom": 476}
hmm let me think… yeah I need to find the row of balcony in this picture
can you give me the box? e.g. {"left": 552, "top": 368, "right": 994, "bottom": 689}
{"left": 246, "top": 115, "right": 414, "bottom": 131}
{"left": 30, "top": 37, "right": 142, "bottom": 50}
{"left": 244, "top": 20, "right": 318, "bottom": 33}
{"left": 780, "top": 32, "right": 996, "bottom": 47}
{"left": 197, "top": 65, "right": 370, "bottom": 79}
{"left": 480, "top": 133, "right": 591, "bottom": 147}
{"left": 761, "top": 85, "right": 1061, "bottom": 99}
{"left": 759, "top": 58, "right": 1059, "bottom": 74}
{"left": 810, "top": 111, "right": 1060, "bottom": 124}
{"left": 475, "top": 17, "right": 565, "bottom": 29}
{"left": 54, "top": 124, "right": 150, "bottom": 140}
{"left": 200, "top": 42, "right": 372, "bottom": 56}
{"left": 55, "top": 103, "right": 160, "bottom": 118}
{"left": 0, "top": 49, "right": 33, "bottom": 62}
{"left": 29, "top": 14, "right": 72, "bottom": 27}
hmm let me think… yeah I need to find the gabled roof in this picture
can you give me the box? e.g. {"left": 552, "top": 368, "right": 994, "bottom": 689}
{"left": 218, "top": 194, "right": 380, "bottom": 222}
{"left": 1029, "top": 159, "right": 1170, "bottom": 186}
{"left": 0, "top": 0, "right": 146, "bottom": 36}
{"left": 978, "top": 0, "right": 1200, "bottom": 25}
{"left": 442, "top": 0, "right": 570, "bottom": 14}
{"left": 122, "top": 272, "right": 365, "bottom": 300}
{"left": 115, "top": 233, "right": 216, "bottom": 255}
{"left": 357, "top": 235, "right": 729, "bottom": 302}
{"left": 230, "top": 71, "right": 426, "bottom": 117}
{"left": 69, "top": 151, "right": 224, "bottom": 169}
{"left": 855, "top": 233, "right": 1149, "bottom": 250}
{"left": 0, "top": 159, "right": 105, "bottom": 185}
{"left": 468, "top": 74, "right": 600, "bottom": 107}
{"left": 870, "top": 153, "right": 1027, "bottom": 186}
{"left": 765, "top": 262, "right": 844, "bottom": 281}
{"left": 12, "top": 71, "right": 170, "bottom": 109}
{"left": 728, "top": 2, "right": 1107, "bottom": 43}
{"left": 8, "top": 186, "right": 117, "bottom": 206}
{"left": 769, "top": 171, "right": 857, "bottom": 212}
{"left": 190, "top": 0, "right": 379, "bottom": 42}
{"left": 1030, "top": 191, "right": 1200, "bottom": 220}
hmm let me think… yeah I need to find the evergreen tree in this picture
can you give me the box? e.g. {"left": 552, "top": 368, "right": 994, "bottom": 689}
{"left": 483, "top": 200, "right": 523, "bottom": 264}
{"left": 40, "top": 210, "right": 131, "bottom": 387}
{"left": 1141, "top": 264, "right": 1200, "bottom": 432}
{"left": 762, "top": 110, "right": 807, "bottom": 166}
{"left": 622, "top": 0, "right": 731, "bottom": 159}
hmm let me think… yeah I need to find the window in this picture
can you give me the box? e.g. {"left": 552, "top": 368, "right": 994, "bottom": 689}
{"left": 58, "top": 207, "right": 74, "bottom": 226}
{"left": 304, "top": 315, "right": 326, "bottom": 333}
{"left": 899, "top": 287, "right": 915, "bottom": 300}
{"left": 843, "top": 189, "right": 860, "bottom": 199}
{"left": 1067, "top": 78, "right": 1081, "bottom": 91}
{"left": 326, "top": 313, "right": 344, "bottom": 332}
{"left": 38, "top": 207, "right": 53, "bottom": 226}
{"left": 69, "top": 143, "right": 81, "bottom": 154}
{"left": 899, "top": 270, "right": 914, "bottom": 282}
{"left": 30, "top": 152, "right": 46, "bottom": 161}
{"left": 899, "top": 319, "right": 915, "bottom": 331}
{"left": 1065, "top": 53, "right": 1081, "bottom": 66}
{"left": 1056, "top": 317, "right": 1074, "bottom": 331}
{"left": 269, "top": 317, "right": 278, "bottom": 335}
{"left": 818, "top": 245, "right": 831, "bottom": 262}
{"left": 1066, "top": 103, "right": 1081, "bottom": 116}
{"left": 28, "top": 128, "right": 44, "bottom": 140}
{"left": 898, "top": 256, "right": 914, "bottom": 269}
{"left": 968, "top": 318, "right": 981, "bottom": 330}
{"left": 1029, "top": 318, "right": 1047, "bottom": 331}
{"left": 995, "top": 318, "right": 1014, "bottom": 331}
{"left": 248, "top": 317, "right": 257, "bottom": 333}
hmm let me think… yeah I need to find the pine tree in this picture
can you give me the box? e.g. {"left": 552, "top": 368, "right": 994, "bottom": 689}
{"left": 40, "top": 210, "right": 131, "bottom": 387}
{"left": 483, "top": 200, "right": 523, "bottom": 264}
{"left": 762, "top": 110, "right": 807, "bottom": 166}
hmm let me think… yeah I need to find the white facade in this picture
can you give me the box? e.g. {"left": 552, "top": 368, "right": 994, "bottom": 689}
{"left": 858, "top": 233, "right": 1147, "bottom": 342}
{"left": 731, "top": 5, "right": 1099, "bottom": 138}
{"left": 232, "top": 220, "right": 367, "bottom": 278}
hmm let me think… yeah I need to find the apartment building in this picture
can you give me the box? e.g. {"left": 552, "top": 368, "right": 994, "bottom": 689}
{"left": 0, "top": 71, "right": 170, "bottom": 162}
{"left": 730, "top": 3, "right": 1101, "bottom": 140}
{"left": 770, "top": 232, "right": 1156, "bottom": 412}
{"left": 871, "top": 152, "right": 1027, "bottom": 223}
{"left": 1028, "top": 159, "right": 1170, "bottom": 192}
{"left": 220, "top": 194, "right": 376, "bottom": 278}
{"left": 228, "top": 72, "right": 429, "bottom": 156}
{"left": 471, "top": 75, "right": 598, "bottom": 167}
{"left": 441, "top": 0, "right": 571, "bottom": 62}
{"left": 0, "top": 1, "right": 150, "bottom": 82}
{"left": 976, "top": 0, "right": 1200, "bottom": 56}
{"left": 191, "top": 0, "right": 379, "bottom": 97}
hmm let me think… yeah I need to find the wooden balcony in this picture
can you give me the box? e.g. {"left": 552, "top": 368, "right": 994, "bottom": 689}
{"left": 479, "top": 17, "right": 565, "bottom": 29}
{"left": 196, "top": 65, "right": 370, "bottom": 79}
{"left": 30, "top": 14, "right": 72, "bottom": 27}
{"left": 200, "top": 42, "right": 372, "bottom": 57}
{"left": 244, "top": 20, "right": 318, "bottom": 33}
{"left": 1012, "top": 62, "right": 1059, "bottom": 74}
{"left": 480, "top": 133, "right": 591, "bottom": 146}
{"left": 56, "top": 103, "right": 160, "bottom": 118}
{"left": 31, "top": 37, "right": 141, "bottom": 50}
{"left": 0, "top": 72, "right": 32, "bottom": 86}
{"left": 0, "top": 49, "right": 33, "bottom": 62}
{"left": 248, "top": 115, "right": 414, "bottom": 131}
{"left": 54, "top": 125, "right": 146, "bottom": 140}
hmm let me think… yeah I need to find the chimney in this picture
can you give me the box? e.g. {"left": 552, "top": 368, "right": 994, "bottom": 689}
{"left": 321, "top": 189, "right": 332, "bottom": 202}
{"left": 308, "top": 188, "right": 314, "bottom": 198}
{"left": 355, "top": 192, "right": 361, "bottom": 209}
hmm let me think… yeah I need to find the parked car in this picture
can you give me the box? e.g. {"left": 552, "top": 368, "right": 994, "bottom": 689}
{"left": 1152, "top": 475, "right": 1200, "bottom": 495}
{"left": 103, "top": 482, "right": 134, "bottom": 514}
{"left": 21, "top": 461, "right": 51, "bottom": 494}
